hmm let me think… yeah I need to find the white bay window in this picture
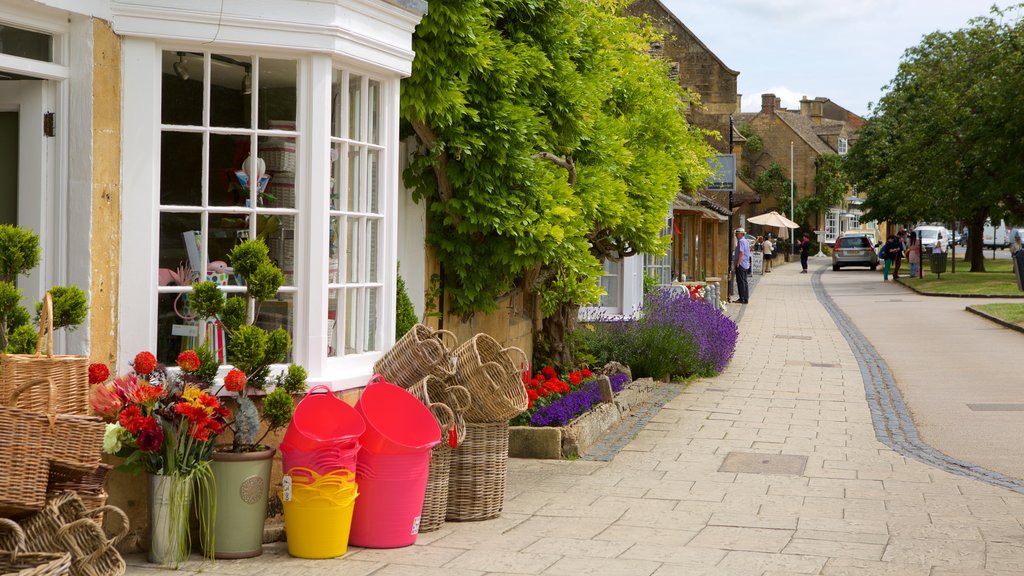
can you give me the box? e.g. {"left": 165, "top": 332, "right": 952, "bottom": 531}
{"left": 116, "top": 1, "right": 421, "bottom": 389}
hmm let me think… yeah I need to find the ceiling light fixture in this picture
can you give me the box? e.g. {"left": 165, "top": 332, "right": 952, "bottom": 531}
{"left": 173, "top": 52, "right": 189, "bottom": 81}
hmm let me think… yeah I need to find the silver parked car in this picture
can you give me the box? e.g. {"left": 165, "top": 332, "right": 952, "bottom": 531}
{"left": 832, "top": 234, "right": 879, "bottom": 271}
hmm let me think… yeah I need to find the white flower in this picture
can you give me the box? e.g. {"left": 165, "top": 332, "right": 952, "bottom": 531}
{"left": 103, "top": 423, "right": 125, "bottom": 454}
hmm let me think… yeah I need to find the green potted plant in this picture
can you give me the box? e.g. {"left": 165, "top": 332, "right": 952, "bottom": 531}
{"left": 187, "top": 238, "right": 307, "bottom": 558}
{"left": 0, "top": 224, "right": 88, "bottom": 411}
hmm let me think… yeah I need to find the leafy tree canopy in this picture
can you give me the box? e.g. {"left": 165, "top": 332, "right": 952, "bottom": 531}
{"left": 845, "top": 6, "right": 1024, "bottom": 268}
{"left": 402, "top": 0, "right": 715, "bottom": 316}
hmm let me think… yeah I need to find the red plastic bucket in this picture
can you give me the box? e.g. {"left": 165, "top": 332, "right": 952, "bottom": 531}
{"left": 283, "top": 385, "right": 365, "bottom": 453}
{"left": 355, "top": 377, "right": 441, "bottom": 455}
{"left": 348, "top": 448, "right": 432, "bottom": 548}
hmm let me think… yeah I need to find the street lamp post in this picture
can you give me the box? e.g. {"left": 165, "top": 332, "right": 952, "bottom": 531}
{"left": 790, "top": 141, "right": 795, "bottom": 254}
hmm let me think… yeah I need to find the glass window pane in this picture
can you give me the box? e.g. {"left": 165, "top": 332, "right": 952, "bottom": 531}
{"left": 252, "top": 292, "right": 295, "bottom": 364}
{"left": 368, "top": 80, "right": 380, "bottom": 145}
{"left": 259, "top": 136, "right": 297, "bottom": 208}
{"left": 161, "top": 132, "right": 203, "bottom": 206}
{"left": 162, "top": 51, "right": 203, "bottom": 126}
{"left": 329, "top": 215, "right": 343, "bottom": 284}
{"left": 210, "top": 133, "right": 252, "bottom": 208}
{"left": 365, "top": 286, "right": 380, "bottom": 352}
{"left": 262, "top": 214, "right": 296, "bottom": 286}
{"left": 327, "top": 290, "right": 342, "bottom": 356}
{"left": 0, "top": 25, "right": 52, "bottom": 62}
{"left": 368, "top": 218, "right": 379, "bottom": 283}
{"left": 210, "top": 54, "right": 252, "bottom": 129}
{"left": 348, "top": 75, "right": 362, "bottom": 141}
{"left": 346, "top": 217, "right": 361, "bottom": 283}
{"left": 159, "top": 212, "right": 202, "bottom": 272}
{"left": 257, "top": 58, "right": 297, "bottom": 130}
{"left": 331, "top": 69, "right": 343, "bottom": 139}
{"left": 208, "top": 212, "right": 250, "bottom": 269}
{"left": 368, "top": 149, "right": 380, "bottom": 214}
{"left": 348, "top": 146, "right": 362, "bottom": 212}
{"left": 331, "top": 143, "right": 344, "bottom": 210}
{"left": 346, "top": 287, "right": 359, "bottom": 354}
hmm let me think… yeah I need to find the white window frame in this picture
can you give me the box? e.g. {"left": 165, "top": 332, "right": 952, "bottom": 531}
{"left": 838, "top": 137, "right": 848, "bottom": 155}
{"left": 825, "top": 209, "right": 840, "bottom": 242}
{"left": 120, "top": 39, "right": 399, "bottom": 389}
{"left": 643, "top": 217, "right": 673, "bottom": 286}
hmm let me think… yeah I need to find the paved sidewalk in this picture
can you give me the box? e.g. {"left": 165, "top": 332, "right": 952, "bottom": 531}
{"left": 127, "top": 258, "right": 1024, "bottom": 575}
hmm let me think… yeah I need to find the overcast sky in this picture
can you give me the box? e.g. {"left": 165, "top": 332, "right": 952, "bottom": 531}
{"left": 659, "top": 0, "right": 1019, "bottom": 117}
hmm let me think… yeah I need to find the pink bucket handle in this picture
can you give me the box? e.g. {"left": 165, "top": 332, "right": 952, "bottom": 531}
{"left": 367, "top": 373, "right": 390, "bottom": 387}
{"left": 306, "top": 384, "right": 333, "bottom": 396}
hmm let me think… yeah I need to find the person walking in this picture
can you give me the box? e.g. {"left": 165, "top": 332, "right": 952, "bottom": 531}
{"left": 881, "top": 233, "right": 899, "bottom": 281}
{"left": 799, "top": 232, "right": 810, "bottom": 273}
{"left": 763, "top": 235, "right": 774, "bottom": 273}
{"left": 733, "top": 228, "right": 751, "bottom": 303}
{"left": 907, "top": 231, "right": 921, "bottom": 278}
{"left": 892, "top": 229, "right": 907, "bottom": 279}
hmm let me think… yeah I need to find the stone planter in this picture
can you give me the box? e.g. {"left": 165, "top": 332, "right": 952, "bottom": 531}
{"left": 203, "top": 446, "right": 276, "bottom": 559}
{"left": 508, "top": 377, "right": 655, "bottom": 459}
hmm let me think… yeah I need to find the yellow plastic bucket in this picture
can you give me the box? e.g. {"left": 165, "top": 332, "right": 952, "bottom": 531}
{"left": 280, "top": 469, "right": 359, "bottom": 559}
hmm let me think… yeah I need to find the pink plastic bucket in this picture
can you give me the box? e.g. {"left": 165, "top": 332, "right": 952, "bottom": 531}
{"left": 283, "top": 385, "right": 365, "bottom": 453}
{"left": 355, "top": 377, "right": 441, "bottom": 455}
{"left": 347, "top": 448, "right": 433, "bottom": 548}
{"left": 280, "top": 439, "right": 360, "bottom": 476}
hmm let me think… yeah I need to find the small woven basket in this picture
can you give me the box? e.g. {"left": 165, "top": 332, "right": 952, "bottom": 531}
{"left": 373, "top": 324, "right": 457, "bottom": 389}
{"left": 450, "top": 334, "right": 528, "bottom": 423}
{"left": 0, "top": 493, "right": 126, "bottom": 576}
{"left": 0, "top": 519, "right": 71, "bottom": 576}
{"left": 0, "top": 293, "right": 89, "bottom": 416}
{"left": 446, "top": 421, "right": 509, "bottom": 522}
{"left": 0, "top": 380, "right": 105, "bottom": 514}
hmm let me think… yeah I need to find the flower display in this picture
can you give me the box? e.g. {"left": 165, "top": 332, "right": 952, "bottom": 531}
{"left": 512, "top": 367, "right": 613, "bottom": 427}
{"left": 223, "top": 368, "right": 247, "bottom": 393}
{"left": 529, "top": 373, "right": 630, "bottom": 427}
{"left": 89, "top": 351, "right": 228, "bottom": 476}
{"left": 88, "top": 363, "right": 110, "bottom": 385}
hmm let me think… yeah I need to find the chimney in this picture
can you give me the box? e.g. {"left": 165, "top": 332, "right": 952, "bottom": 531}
{"left": 810, "top": 98, "right": 824, "bottom": 124}
{"left": 800, "top": 96, "right": 811, "bottom": 116}
{"left": 761, "top": 93, "right": 777, "bottom": 114}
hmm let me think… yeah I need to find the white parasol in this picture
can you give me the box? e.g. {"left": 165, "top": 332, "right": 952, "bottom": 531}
{"left": 747, "top": 210, "right": 799, "bottom": 229}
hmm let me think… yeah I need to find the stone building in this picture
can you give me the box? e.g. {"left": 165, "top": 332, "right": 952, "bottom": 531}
{"left": 733, "top": 93, "right": 865, "bottom": 246}
{"left": 624, "top": 0, "right": 743, "bottom": 287}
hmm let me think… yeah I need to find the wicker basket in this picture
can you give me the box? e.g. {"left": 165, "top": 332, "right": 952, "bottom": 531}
{"left": 0, "top": 519, "right": 71, "bottom": 576}
{"left": 446, "top": 421, "right": 509, "bottom": 522}
{"left": 373, "top": 324, "right": 457, "bottom": 389}
{"left": 0, "top": 380, "right": 105, "bottom": 514}
{"left": 407, "top": 376, "right": 470, "bottom": 447}
{"left": 450, "top": 334, "right": 528, "bottom": 423}
{"left": 0, "top": 293, "right": 89, "bottom": 416}
{"left": 0, "top": 493, "right": 127, "bottom": 576}
{"left": 419, "top": 445, "right": 452, "bottom": 533}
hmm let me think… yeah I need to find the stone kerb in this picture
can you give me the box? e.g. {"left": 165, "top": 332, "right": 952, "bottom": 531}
{"left": 508, "top": 377, "right": 656, "bottom": 459}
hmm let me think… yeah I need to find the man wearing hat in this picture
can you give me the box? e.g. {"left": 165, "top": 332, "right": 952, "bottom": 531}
{"left": 733, "top": 228, "right": 751, "bottom": 304}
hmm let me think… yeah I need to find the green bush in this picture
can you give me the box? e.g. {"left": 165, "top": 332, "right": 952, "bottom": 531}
{"left": 395, "top": 271, "right": 417, "bottom": 340}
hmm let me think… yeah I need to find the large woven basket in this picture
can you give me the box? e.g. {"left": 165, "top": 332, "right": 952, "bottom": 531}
{"left": 419, "top": 445, "right": 452, "bottom": 533}
{"left": 407, "top": 376, "right": 470, "bottom": 447}
{"left": 450, "top": 334, "right": 528, "bottom": 423}
{"left": 0, "top": 519, "right": 71, "bottom": 576}
{"left": 0, "top": 293, "right": 89, "bottom": 416}
{"left": 373, "top": 324, "right": 457, "bottom": 389}
{"left": 0, "top": 380, "right": 105, "bottom": 515}
{"left": 0, "top": 493, "right": 127, "bottom": 576}
{"left": 446, "top": 421, "right": 509, "bottom": 522}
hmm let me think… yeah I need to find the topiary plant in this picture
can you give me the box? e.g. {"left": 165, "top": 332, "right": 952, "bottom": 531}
{"left": 395, "top": 267, "right": 418, "bottom": 340}
{"left": 0, "top": 224, "right": 88, "bottom": 353}
{"left": 188, "top": 238, "right": 307, "bottom": 452}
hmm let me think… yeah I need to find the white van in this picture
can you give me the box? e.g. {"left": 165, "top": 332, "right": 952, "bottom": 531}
{"left": 914, "top": 225, "right": 951, "bottom": 253}
{"left": 982, "top": 220, "right": 1010, "bottom": 249}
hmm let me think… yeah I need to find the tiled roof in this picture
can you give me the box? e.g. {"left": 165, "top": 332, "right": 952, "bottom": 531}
{"left": 776, "top": 110, "right": 835, "bottom": 155}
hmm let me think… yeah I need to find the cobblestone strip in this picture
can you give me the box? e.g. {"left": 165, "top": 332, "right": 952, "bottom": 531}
{"left": 580, "top": 383, "right": 686, "bottom": 461}
{"left": 812, "top": 267, "right": 1024, "bottom": 493}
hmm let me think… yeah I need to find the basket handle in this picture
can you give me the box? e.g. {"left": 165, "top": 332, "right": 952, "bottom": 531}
{"left": 445, "top": 385, "right": 472, "bottom": 413}
{"left": 8, "top": 378, "right": 57, "bottom": 426}
{"left": 58, "top": 505, "right": 130, "bottom": 562}
{"left": 502, "top": 346, "right": 530, "bottom": 374}
{"left": 34, "top": 291, "right": 55, "bottom": 358}
{"left": 0, "top": 518, "right": 26, "bottom": 556}
{"left": 427, "top": 401, "right": 455, "bottom": 436}
{"left": 434, "top": 329, "right": 458, "bottom": 351}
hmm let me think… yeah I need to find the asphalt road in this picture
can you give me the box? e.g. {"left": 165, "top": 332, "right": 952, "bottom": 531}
{"left": 819, "top": 263, "right": 1024, "bottom": 481}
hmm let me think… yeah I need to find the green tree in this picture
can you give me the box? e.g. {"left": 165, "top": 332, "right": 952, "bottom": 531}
{"left": 402, "top": 0, "right": 715, "bottom": 363}
{"left": 845, "top": 6, "right": 1024, "bottom": 271}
